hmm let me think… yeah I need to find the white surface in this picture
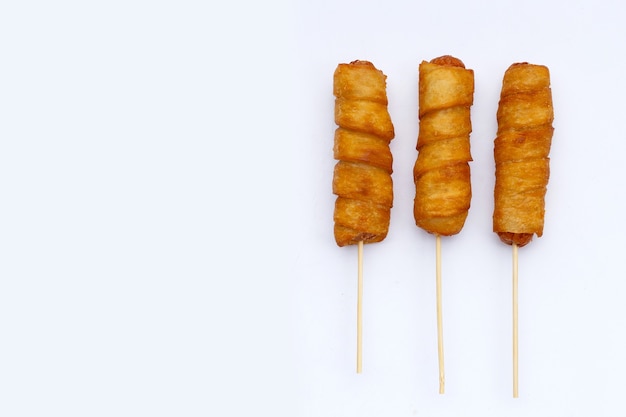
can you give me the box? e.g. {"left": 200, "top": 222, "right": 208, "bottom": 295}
{"left": 1, "top": 0, "right": 625, "bottom": 416}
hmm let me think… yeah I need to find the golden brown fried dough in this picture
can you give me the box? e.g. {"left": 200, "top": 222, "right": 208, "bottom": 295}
{"left": 332, "top": 60, "right": 395, "bottom": 247}
{"left": 493, "top": 63, "right": 554, "bottom": 247}
{"left": 334, "top": 128, "right": 393, "bottom": 173}
{"left": 413, "top": 55, "right": 474, "bottom": 236}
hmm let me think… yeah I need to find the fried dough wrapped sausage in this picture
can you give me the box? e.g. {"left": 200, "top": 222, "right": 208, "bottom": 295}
{"left": 413, "top": 56, "right": 474, "bottom": 236}
{"left": 493, "top": 63, "right": 554, "bottom": 247}
{"left": 332, "top": 60, "right": 395, "bottom": 247}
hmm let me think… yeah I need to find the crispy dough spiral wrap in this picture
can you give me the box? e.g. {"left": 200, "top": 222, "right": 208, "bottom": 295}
{"left": 493, "top": 63, "right": 554, "bottom": 247}
{"left": 332, "top": 60, "right": 395, "bottom": 247}
{"left": 413, "top": 56, "right": 474, "bottom": 236}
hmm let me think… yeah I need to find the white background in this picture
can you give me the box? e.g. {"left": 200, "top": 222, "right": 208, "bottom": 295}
{"left": 1, "top": 0, "right": 625, "bottom": 416}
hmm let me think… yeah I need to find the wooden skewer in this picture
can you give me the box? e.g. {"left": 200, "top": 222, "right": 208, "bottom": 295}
{"left": 512, "top": 242, "right": 519, "bottom": 398}
{"left": 436, "top": 234, "right": 445, "bottom": 394}
{"left": 357, "top": 240, "right": 364, "bottom": 373}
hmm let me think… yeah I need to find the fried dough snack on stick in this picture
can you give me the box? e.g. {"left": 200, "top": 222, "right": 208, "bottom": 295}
{"left": 412, "top": 55, "right": 474, "bottom": 394}
{"left": 413, "top": 55, "right": 474, "bottom": 236}
{"left": 332, "top": 60, "right": 395, "bottom": 247}
{"left": 493, "top": 63, "right": 554, "bottom": 247}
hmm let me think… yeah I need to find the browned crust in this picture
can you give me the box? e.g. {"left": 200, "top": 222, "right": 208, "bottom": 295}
{"left": 332, "top": 61, "right": 395, "bottom": 247}
{"left": 493, "top": 63, "right": 554, "bottom": 246}
{"left": 413, "top": 55, "right": 474, "bottom": 236}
